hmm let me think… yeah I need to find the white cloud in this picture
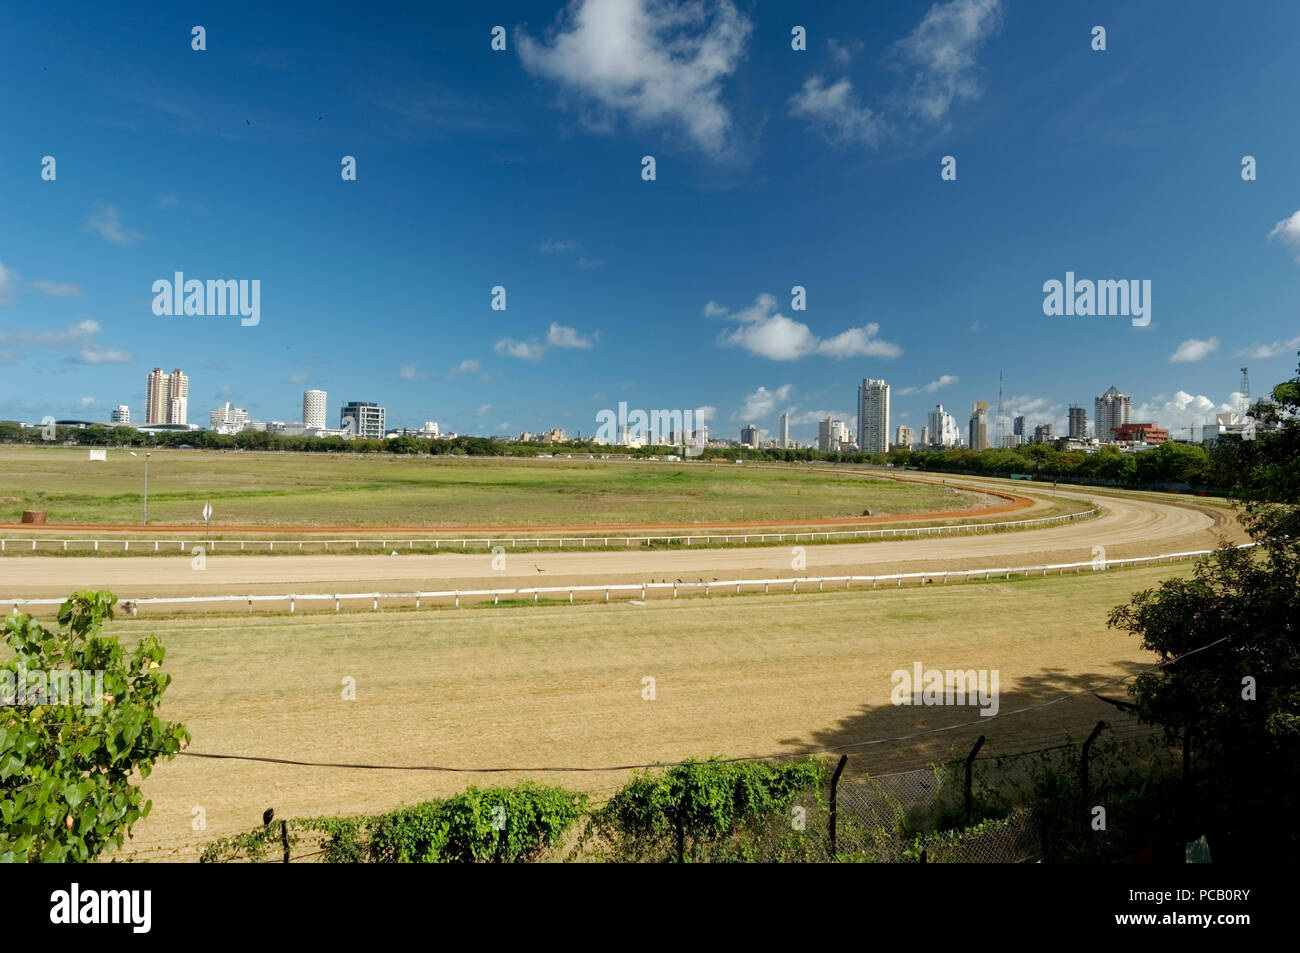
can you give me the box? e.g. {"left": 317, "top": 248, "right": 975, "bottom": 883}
{"left": 897, "top": 374, "right": 958, "bottom": 396}
{"left": 540, "top": 238, "right": 577, "bottom": 253}
{"left": 547, "top": 323, "right": 595, "bottom": 349}
{"left": 476, "top": 404, "right": 493, "bottom": 416}
{"left": 447, "top": 359, "right": 481, "bottom": 379}
{"left": 827, "top": 37, "right": 863, "bottom": 66}
{"left": 285, "top": 374, "right": 309, "bottom": 384}
{"left": 734, "top": 384, "right": 793, "bottom": 421}
{"left": 788, "top": 77, "right": 885, "bottom": 146}
{"left": 816, "top": 325, "right": 902, "bottom": 359}
{"left": 516, "top": 0, "right": 754, "bottom": 158}
{"left": 83, "top": 202, "right": 144, "bottom": 246}
{"left": 714, "top": 293, "right": 901, "bottom": 361}
{"left": 75, "top": 396, "right": 97, "bottom": 410}
{"left": 494, "top": 338, "right": 546, "bottom": 361}
{"left": 789, "top": 0, "right": 1001, "bottom": 148}
{"left": 1269, "top": 209, "right": 1300, "bottom": 262}
{"left": 399, "top": 363, "right": 430, "bottom": 381}
{"left": 30, "top": 279, "right": 81, "bottom": 297}
{"left": 0, "top": 262, "right": 17, "bottom": 305}
{"left": 1168, "top": 337, "right": 1219, "bottom": 363}
{"left": 0, "top": 319, "right": 100, "bottom": 348}
{"left": 895, "top": 0, "right": 1003, "bottom": 123}
{"left": 70, "top": 346, "right": 133, "bottom": 365}
{"left": 1133, "top": 391, "right": 1234, "bottom": 438}
{"left": 1237, "top": 336, "right": 1300, "bottom": 360}
{"left": 577, "top": 256, "right": 605, "bottom": 269}
{"left": 703, "top": 300, "right": 730, "bottom": 317}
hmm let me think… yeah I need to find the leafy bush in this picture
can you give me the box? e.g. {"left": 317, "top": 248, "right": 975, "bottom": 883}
{"left": 591, "top": 758, "right": 826, "bottom": 862}
{"left": 201, "top": 783, "right": 587, "bottom": 863}
{"left": 0, "top": 591, "right": 189, "bottom": 862}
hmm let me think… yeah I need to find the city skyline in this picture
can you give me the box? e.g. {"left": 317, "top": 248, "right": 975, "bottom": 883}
{"left": 3, "top": 1, "right": 1299, "bottom": 442}
{"left": 26, "top": 363, "right": 1268, "bottom": 447}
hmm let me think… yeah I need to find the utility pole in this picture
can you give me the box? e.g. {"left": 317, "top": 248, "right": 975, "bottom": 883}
{"left": 129, "top": 451, "right": 151, "bottom": 524}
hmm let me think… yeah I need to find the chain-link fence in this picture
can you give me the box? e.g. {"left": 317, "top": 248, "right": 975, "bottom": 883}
{"left": 199, "top": 727, "right": 1184, "bottom": 863}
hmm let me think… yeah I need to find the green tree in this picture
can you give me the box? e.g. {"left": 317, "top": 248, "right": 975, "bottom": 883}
{"left": 1107, "top": 354, "right": 1300, "bottom": 859}
{"left": 0, "top": 591, "right": 189, "bottom": 862}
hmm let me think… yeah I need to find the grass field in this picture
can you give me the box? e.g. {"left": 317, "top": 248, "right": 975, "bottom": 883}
{"left": 0, "top": 447, "right": 982, "bottom": 527}
{"left": 107, "top": 564, "right": 1188, "bottom": 859}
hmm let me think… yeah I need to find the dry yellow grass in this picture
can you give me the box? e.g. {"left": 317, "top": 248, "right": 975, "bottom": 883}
{"left": 109, "top": 564, "right": 1191, "bottom": 861}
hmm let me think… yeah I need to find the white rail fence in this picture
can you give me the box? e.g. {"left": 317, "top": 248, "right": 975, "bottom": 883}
{"left": 5, "top": 543, "right": 1248, "bottom": 616}
{"left": 0, "top": 507, "right": 1099, "bottom": 554}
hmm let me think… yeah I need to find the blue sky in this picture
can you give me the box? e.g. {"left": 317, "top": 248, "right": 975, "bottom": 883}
{"left": 2, "top": 0, "right": 1299, "bottom": 442}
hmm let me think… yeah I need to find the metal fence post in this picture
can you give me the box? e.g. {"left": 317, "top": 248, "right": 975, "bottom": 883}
{"left": 829, "top": 755, "right": 848, "bottom": 858}
{"left": 965, "top": 735, "right": 986, "bottom": 826}
{"left": 1081, "top": 720, "right": 1106, "bottom": 828}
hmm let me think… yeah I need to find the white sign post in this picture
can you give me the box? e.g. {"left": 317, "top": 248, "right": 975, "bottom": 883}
{"left": 202, "top": 502, "right": 213, "bottom": 544}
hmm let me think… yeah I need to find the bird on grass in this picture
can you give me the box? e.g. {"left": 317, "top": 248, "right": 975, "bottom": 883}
{"left": 263, "top": 807, "right": 274, "bottom": 826}
{"left": 534, "top": 564, "right": 544, "bottom": 573}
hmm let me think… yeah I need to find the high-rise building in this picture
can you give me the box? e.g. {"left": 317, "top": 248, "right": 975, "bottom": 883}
{"left": 210, "top": 403, "right": 250, "bottom": 434}
{"left": 927, "top": 404, "right": 961, "bottom": 448}
{"left": 920, "top": 425, "right": 930, "bottom": 447}
{"left": 340, "top": 401, "right": 385, "bottom": 439}
{"left": 740, "top": 424, "right": 758, "bottom": 447}
{"left": 111, "top": 405, "right": 130, "bottom": 424}
{"left": 857, "top": 379, "right": 890, "bottom": 454}
{"left": 779, "top": 412, "right": 789, "bottom": 449}
{"left": 1034, "top": 423, "right": 1053, "bottom": 443}
{"left": 895, "top": 425, "right": 914, "bottom": 449}
{"left": 145, "top": 368, "right": 188, "bottom": 425}
{"left": 1013, "top": 415, "right": 1026, "bottom": 437}
{"left": 303, "top": 390, "right": 328, "bottom": 430}
{"left": 1094, "top": 387, "right": 1131, "bottom": 442}
{"left": 1068, "top": 405, "right": 1088, "bottom": 440}
{"left": 818, "top": 417, "right": 848, "bottom": 453}
{"left": 968, "top": 401, "right": 989, "bottom": 451}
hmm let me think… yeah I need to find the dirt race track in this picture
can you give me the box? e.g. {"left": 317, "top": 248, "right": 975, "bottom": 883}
{"left": 0, "top": 478, "right": 1243, "bottom": 601}
{"left": 0, "top": 476, "right": 1247, "bottom": 862}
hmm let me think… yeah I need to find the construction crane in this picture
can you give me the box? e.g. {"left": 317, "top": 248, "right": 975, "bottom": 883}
{"left": 1240, "top": 367, "right": 1251, "bottom": 416}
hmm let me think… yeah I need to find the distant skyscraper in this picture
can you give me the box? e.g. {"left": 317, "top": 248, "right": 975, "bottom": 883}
{"left": 340, "top": 401, "right": 385, "bottom": 439}
{"left": 920, "top": 425, "right": 930, "bottom": 447}
{"left": 927, "top": 404, "right": 960, "bottom": 448}
{"left": 818, "top": 417, "right": 848, "bottom": 453}
{"left": 303, "top": 390, "right": 328, "bottom": 430}
{"left": 857, "top": 378, "right": 890, "bottom": 453}
{"left": 740, "top": 424, "right": 758, "bottom": 447}
{"left": 1068, "top": 405, "right": 1088, "bottom": 440}
{"left": 1094, "top": 387, "right": 1131, "bottom": 442}
{"left": 779, "top": 412, "right": 789, "bottom": 449}
{"left": 1034, "top": 423, "right": 1054, "bottom": 444}
{"left": 210, "top": 403, "right": 249, "bottom": 433}
{"left": 145, "top": 367, "right": 188, "bottom": 425}
{"left": 969, "top": 401, "right": 989, "bottom": 451}
{"left": 895, "top": 424, "right": 914, "bottom": 449}
{"left": 1013, "top": 415, "right": 1026, "bottom": 437}
{"left": 111, "top": 405, "right": 130, "bottom": 424}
